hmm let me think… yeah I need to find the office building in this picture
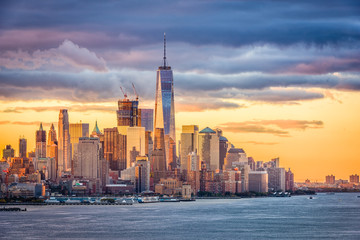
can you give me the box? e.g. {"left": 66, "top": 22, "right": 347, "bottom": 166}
{"left": 180, "top": 125, "right": 199, "bottom": 171}
{"left": 154, "top": 33, "right": 176, "bottom": 169}
{"left": 19, "top": 138, "right": 27, "bottom": 158}
{"left": 58, "top": 109, "right": 71, "bottom": 174}
{"left": 35, "top": 123, "right": 46, "bottom": 159}
{"left": 198, "top": 127, "right": 219, "bottom": 171}
{"left": 117, "top": 94, "right": 141, "bottom": 135}
{"left": 69, "top": 122, "right": 89, "bottom": 171}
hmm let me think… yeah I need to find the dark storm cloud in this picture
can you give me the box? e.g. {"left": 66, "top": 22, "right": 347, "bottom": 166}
{"left": 0, "top": 0, "right": 359, "bottom": 50}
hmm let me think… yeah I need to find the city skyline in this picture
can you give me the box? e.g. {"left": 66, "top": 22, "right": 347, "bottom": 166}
{"left": 1, "top": 1, "right": 360, "bottom": 182}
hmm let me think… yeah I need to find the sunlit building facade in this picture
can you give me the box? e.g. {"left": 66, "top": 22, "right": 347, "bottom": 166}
{"left": 19, "top": 138, "right": 27, "bottom": 158}
{"left": 35, "top": 123, "right": 46, "bottom": 159}
{"left": 58, "top": 109, "right": 70, "bottom": 174}
{"left": 154, "top": 33, "right": 176, "bottom": 170}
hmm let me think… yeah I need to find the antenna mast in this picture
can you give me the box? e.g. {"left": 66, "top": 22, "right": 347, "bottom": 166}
{"left": 163, "top": 32, "right": 166, "bottom": 68}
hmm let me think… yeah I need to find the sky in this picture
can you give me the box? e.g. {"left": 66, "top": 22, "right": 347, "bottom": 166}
{"left": 0, "top": 0, "right": 359, "bottom": 182}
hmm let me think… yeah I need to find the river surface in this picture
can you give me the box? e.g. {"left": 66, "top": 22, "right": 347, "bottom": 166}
{"left": 1, "top": 193, "right": 360, "bottom": 239}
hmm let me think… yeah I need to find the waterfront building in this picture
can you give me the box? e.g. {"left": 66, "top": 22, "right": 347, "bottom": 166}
{"left": 187, "top": 152, "right": 199, "bottom": 172}
{"left": 36, "top": 157, "right": 57, "bottom": 181}
{"left": 35, "top": 123, "right": 46, "bottom": 159}
{"left": 223, "top": 169, "right": 242, "bottom": 194}
{"left": 249, "top": 171, "right": 268, "bottom": 192}
{"left": 19, "top": 138, "right": 27, "bottom": 158}
{"left": 349, "top": 174, "right": 359, "bottom": 183}
{"left": 285, "top": 168, "right": 295, "bottom": 191}
{"left": 58, "top": 109, "right": 71, "bottom": 174}
{"left": 140, "top": 109, "right": 154, "bottom": 132}
{"left": 232, "top": 162, "right": 250, "bottom": 192}
{"left": 248, "top": 157, "right": 256, "bottom": 171}
{"left": 3, "top": 145, "right": 15, "bottom": 160}
{"left": 267, "top": 167, "right": 285, "bottom": 191}
{"left": 198, "top": 127, "right": 220, "bottom": 171}
{"left": 135, "top": 156, "right": 150, "bottom": 193}
{"left": 180, "top": 125, "right": 199, "bottom": 171}
{"left": 154, "top": 33, "right": 176, "bottom": 170}
{"left": 126, "top": 127, "right": 146, "bottom": 168}
{"left": 325, "top": 174, "right": 336, "bottom": 184}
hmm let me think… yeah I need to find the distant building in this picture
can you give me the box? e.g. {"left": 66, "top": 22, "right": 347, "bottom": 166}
{"left": 224, "top": 148, "right": 247, "bottom": 170}
{"left": 285, "top": 168, "right": 295, "bottom": 191}
{"left": 35, "top": 123, "right": 46, "bottom": 159}
{"left": 58, "top": 109, "right": 71, "bottom": 174}
{"left": 180, "top": 125, "right": 199, "bottom": 171}
{"left": 219, "top": 136, "right": 229, "bottom": 170}
{"left": 349, "top": 174, "right": 359, "bottom": 183}
{"left": 69, "top": 122, "right": 89, "bottom": 169}
{"left": 3, "top": 145, "right": 15, "bottom": 160}
{"left": 325, "top": 175, "right": 335, "bottom": 184}
{"left": 140, "top": 109, "right": 153, "bottom": 132}
{"left": 104, "top": 127, "right": 125, "bottom": 171}
{"left": 249, "top": 171, "right": 268, "bottom": 192}
{"left": 117, "top": 95, "right": 141, "bottom": 135}
{"left": 19, "top": 138, "right": 27, "bottom": 158}
{"left": 198, "top": 127, "right": 219, "bottom": 171}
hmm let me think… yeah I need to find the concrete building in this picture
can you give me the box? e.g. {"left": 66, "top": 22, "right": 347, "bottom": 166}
{"left": 19, "top": 138, "right": 27, "bottom": 158}
{"left": 152, "top": 128, "right": 166, "bottom": 172}
{"left": 224, "top": 148, "right": 247, "bottom": 170}
{"left": 219, "top": 136, "right": 228, "bottom": 170}
{"left": 187, "top": 152, "right": 199, "bottom": 172}
{"left": 126, "top": 127, "right": 145, "bottom": 168}
{"left": 232, "top": 162, "right": 250, "bottom": 192}
{"left": 198, "top": 127, "right": 219, "bottom": 171}
{"left": 117, "top": 93, "right": 141, "bottom": 135}
{"left": 267, "top": 167, "right": 285, "bottom": 191}
{"left": 58, "top": 109, "right": 71, "bottom": 174}
{"left": 135, "top": 156, "right": 150, "bottom": 193}
{"left": 104, "top": 127, "right": 126, "bottom": 171}
{"left": 180, "top": 125, "right": 199, "bottom": 171}
{"left": 249, "top": 171, "right": 268, "bottom": 193}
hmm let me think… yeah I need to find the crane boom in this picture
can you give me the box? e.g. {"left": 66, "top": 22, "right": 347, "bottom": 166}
{"left": 132, "top": 83, "right": 139, "bottom": 101}
{"left": 120, "top": 86, "right": 127, "bottom": 98}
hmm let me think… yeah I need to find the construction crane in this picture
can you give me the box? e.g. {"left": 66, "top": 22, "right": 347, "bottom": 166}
{"left": 120, "top": 86, "right": 127, "bottom": 99}
{"left": 132, "top": 83, "right": 139, "bottom": 101}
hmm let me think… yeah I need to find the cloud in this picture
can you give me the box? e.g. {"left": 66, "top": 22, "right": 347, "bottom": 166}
{"left": 0, "top": 121, "right": 54, "bottom": 126}
{"left": 176, "top": 100, "right": 244, "bottom": 112}
{"left": 217, "top": 119, "right": 323, "bottom": 136}
{"left": 2, "top": 105, "right": 116, "bottom": 114}
{"left": 0, "top": 40, "right": 107, "bottom": 72}
{"left": 241, "top": 141, "right": 279, "bottom": 145}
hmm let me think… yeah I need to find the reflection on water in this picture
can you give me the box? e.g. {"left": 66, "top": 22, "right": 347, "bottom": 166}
{"left": 1, "top": 193, "right": 360, "bottom": 239}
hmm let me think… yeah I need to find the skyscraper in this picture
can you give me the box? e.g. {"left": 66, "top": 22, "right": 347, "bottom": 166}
{"left": 154, "top": 33, "right": 176, "bottom": 169}
{"left": 58, "top": 109, "right": 70, "bottom": 174}
{"left": 69, "top": 122, "right": 89, "bottom": 172}
{"left": 19, "top": 138, "right": 27, "bottom": 158}
{"left": 117, "top": 93, "right": 141, "bottom": 135}
{"left": 180, "top": 125, "right": 199, "bottom": 171}
{"left": 35, "top": 123, "right": 46, "bottom": 158}
{"left": 198, "top": 127, "right": 219, "bottom": 171}
{"left": 47, "top": 123, "right": 58, "bottom": 179}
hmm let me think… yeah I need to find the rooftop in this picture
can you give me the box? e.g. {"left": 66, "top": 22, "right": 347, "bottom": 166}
{"left": 199, "top": 127, "right": 216, "bottom": 134}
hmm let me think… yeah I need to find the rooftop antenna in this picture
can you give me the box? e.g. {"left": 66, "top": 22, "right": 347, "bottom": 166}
{"left": 120, "top": 86, "right": 127, "bottom": 99}
{"left": 163, "top": 32, "right": 166, "bottom": 68}
{"left": 132, "top": 83, "right": 139, "bottom": 101}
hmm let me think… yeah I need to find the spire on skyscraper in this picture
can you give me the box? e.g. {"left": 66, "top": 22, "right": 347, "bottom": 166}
{"left": 163, "top": 32, "right": 166, "bottom": 68}
{"left": 39, "top": 122, "right": 43, "bottom": 131}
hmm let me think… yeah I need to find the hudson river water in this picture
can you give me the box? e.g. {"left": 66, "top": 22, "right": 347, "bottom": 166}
{"left": 1, "top": 193, "right": 360, "bottom": 239}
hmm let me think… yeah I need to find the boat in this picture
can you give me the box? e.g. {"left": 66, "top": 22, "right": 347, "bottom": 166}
{"left": 138, "top": 196, "right": 160, "bottom": 203}
{"left": 45, "top": 197, "right": 59, "bottom": 204}
{"left": 309, "top": 196, "right": 313, "bottom": 199}
{"left": 159, "top": 197, "right": 180, "bottom": 202}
